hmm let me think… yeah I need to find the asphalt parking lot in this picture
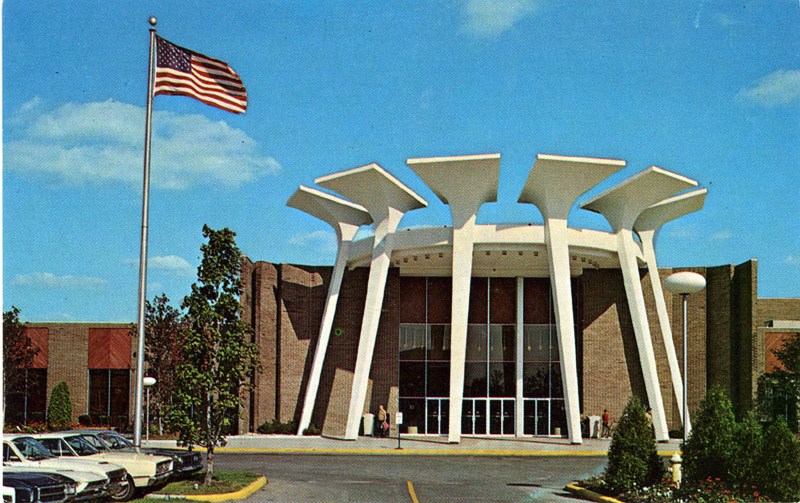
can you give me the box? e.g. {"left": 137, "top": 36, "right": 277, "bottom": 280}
{"left": 213, "top": 453, "right": 608, "bottom": 502}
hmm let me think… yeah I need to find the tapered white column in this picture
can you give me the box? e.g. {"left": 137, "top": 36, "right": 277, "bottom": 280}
{"left": 546, "top": 218, "right": 583, "bottom": 442}
{"left": 617, "top": 231, "right": 670, "bottom": 441}
{"left": 343, "top": 209, "right": 402, "bottom": 439}
{"left": 582, "top": 167, "right": 698, "bottom": 442}
{"left": 519, "top": 154, "right": 625, "bottom": 444}
{"left": 287, "top": 186, "right": 373, "bottom": 436}
{"left": 515, "top": 277, "right": 524, "bottom": 437}
{"left": 407, "top": 153, "right": 500, "bottom": 443}
{"left": 317, "top": 164, "right": 427, "bottom": 440}
{"left": 634, "top": 189, "right": 707, "bottom": 433}
{"left": 448, "top": 211, "right": 477, "bottom": 442}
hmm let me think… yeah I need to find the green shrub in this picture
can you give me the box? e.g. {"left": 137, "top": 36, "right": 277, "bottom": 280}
{"left": 729, "top": 411, "right": 763, "bottom": 489}
{"left": 755, "top": 418, "right": 800, "bottom": 501}
{"left": 682, "top": 386, "right": 737, "bottom": 484}
{"left": 47, "top": 381, "right": 73, "bottom": 430}
{"left": 303, "top": 423, "right": 321, "bottom": 435}
{"left": 256, "top": 419, "right": 298, "bottom": 434}
{"left": 604, "top": 396, "right": 664, "bottom": 493}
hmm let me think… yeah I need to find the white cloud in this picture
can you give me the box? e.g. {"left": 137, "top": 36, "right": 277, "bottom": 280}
{"left": 149, "top": 255, "right": 195, "bottom": 277}
{"left": 709, "top": 230, "right": 732, "bottom": 241}
{"left": 462, "top": 0, "right": 541, "bottom": 37}
{"left": 12, "top": 272, "right": 108, "bottom": 290}
{"left": 288, "top": 230, "right": 337, "bottom": 251}
{"left": 19, "top": 96, "right": 43, "bottom": 113}
{"left": 667, "top": 224, "right": 698, "bottom": 239}
{"left": 6, "top": 99, "right": 281, "bottom": 189}
{"left": 738, "top": 70, "right": 800, "bottom": 106}
{"left": 714, "top": 12, "right": 739, "bottom": 27}
{"left": 786, "top": 256, "right": 800, "bottom": 267}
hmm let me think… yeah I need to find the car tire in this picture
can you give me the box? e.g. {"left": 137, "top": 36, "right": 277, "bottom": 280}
{"left": 109, "top": 475, "right": 135, "bottom": 502}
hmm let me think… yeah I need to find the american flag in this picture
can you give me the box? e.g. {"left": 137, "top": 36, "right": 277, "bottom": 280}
{"left": 154, "top": 36, "right": 247, "bottom": 114}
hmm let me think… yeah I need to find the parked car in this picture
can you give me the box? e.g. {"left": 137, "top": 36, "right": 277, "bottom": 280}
{"left": 2, "top": 471, "right": 74, "bottom": 503}
{"left": 4, "top": 435, "right": 130, "bottom": 501}
{"left": 2, "top": 466, "right": 107, "bottom": 503}
{"left": 75, "top": 430, "right": 204, "bottom": 479}
{"left": 33, "top": 432, "right": 173, "bottom": 494}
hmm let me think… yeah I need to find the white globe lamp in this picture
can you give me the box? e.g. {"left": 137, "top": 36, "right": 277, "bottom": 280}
{"left": 663, "top": 271, "right": 706, "bottom": 443}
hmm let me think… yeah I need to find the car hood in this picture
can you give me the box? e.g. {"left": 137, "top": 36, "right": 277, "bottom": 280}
{"left": 88, "top": 452, "right": 172, "bottom": 476}
{"left": 5, "top": 457, "right": 124, "bottom": 477}
{"left": 2, "top": 464, "right": 105, "bottom": 484}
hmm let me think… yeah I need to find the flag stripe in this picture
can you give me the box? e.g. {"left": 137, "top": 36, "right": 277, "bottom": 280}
{"left": 155, "top": 68, "right": 247, "bottom": 101}
{"left": 154, "top": 89, "right": 247, "bottom": 114}
{"left": 154, "top": 80, "right": 247, "bottom": 113}
{"left": 153, "top": 36, "right": 248, "bottom": 114}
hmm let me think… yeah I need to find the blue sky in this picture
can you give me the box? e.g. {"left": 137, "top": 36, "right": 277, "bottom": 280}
{"left": 4, "top": 1, "right": 799, "bottom": 321}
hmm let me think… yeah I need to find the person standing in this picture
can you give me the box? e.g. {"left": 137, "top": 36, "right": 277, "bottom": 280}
{"left": 377, "top": 405, "right": 387, "bottom": 438}
{"left": 601, "top": 409, "right": 611, "bottom": 438}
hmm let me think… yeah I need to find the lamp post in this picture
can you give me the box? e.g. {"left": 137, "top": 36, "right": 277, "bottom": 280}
{"left": 663, "top": 272, "right": 706, "bottom": 444}
{"left": 143, "top": 377, "right": 157, "bottom": 445}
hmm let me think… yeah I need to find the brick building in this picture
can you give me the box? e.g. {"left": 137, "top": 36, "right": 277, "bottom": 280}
{"left": 6, "top": 324, "right": 135, "bottom": 428}
{"left": 8, "top": 152, "right": 799, "bottom": 444}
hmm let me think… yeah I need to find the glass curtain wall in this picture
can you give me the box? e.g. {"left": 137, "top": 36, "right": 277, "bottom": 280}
{"left": 399, "top": 276, "right": 567, "bottom": 437}
{"left": 5, "top": 368, "right": 47, "bottom": 424}
{"left": 399, "top": 276, "right": 450, "bottom": 434}
{"left": 522, "top": 278, "right": 567, "bottom": 435}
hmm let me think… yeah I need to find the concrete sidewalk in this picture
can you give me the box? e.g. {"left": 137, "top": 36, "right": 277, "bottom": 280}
{"left": 144, "top": 434, "right": 682, "bottom": 457}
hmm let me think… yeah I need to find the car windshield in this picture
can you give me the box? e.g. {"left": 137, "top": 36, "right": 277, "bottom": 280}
{"left": 97, "top": 433, "right": 133, "bottom": 450}
{"left": 64, "top": 435, "right": 100, "bottom": 455}
{"left": 80, "top": 434, "right": 111, "bottom": 452}
{"left": 11, "top": 437, "right": 54, "bottom": 461}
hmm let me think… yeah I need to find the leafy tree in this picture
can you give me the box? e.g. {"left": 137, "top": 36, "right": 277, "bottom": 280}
{"left": 756, "top": 331, "right": 800, "bottom": 432}
{"left": 605, "top": 395, "right": 663, "bottom": 493}
{"left": 3, "top": 307, "right": 39, "bottom": 411}
{"left": 755, "top": 372, "right": 799, "bottom": 432}
{"left": 681, "top": 386, "right": 737, "bottom": 484}
{"left": 755, "top": 418, "right": 800, "bottom": 501}
{"left": 167, "top": 226, "right": 259, "bottom": 484}
{"left": 729, "top": 411, "right": 763, "bottom": 488}
{"left": 48, "top": 381, "right": 73, "bottom": 430}
{"left": 141, "top": 293, "right": 185, "bottom": 434}
{"left": 775, "top": 332, "right": 800, "bottom": 375}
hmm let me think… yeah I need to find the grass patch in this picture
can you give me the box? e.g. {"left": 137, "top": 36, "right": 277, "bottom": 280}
{"left": 133, "top": 471, "right": 262, "bottom": 500}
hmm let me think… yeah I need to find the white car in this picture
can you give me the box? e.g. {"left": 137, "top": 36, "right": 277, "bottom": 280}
{"left": 3, "top": 435, "right": 129, "bottom": 501}
{"left": 34, "top": 432, "right": 173, "bottom": 493}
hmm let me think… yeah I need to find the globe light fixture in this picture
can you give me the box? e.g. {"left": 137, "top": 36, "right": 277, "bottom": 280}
{"left": 663, "top": 271, "right": 706, "bottom": 443}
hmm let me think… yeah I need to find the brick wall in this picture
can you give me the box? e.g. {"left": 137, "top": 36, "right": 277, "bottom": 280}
{"left": 25, "top": 323, "right": 132, "bottom": 423}
{"left": 756, "top": 298, "right": 800, "bottom": 326}
{"left": 278, "top": 264, "right": 329, "bottom": 423}
{"left": 579, "top": 268, "right": 645, "bottom": 427}
{"left": 731, "top": 260, "right": 757, "bottom": 415}
{"left": 705, "top": 264, "right": 734, "bottom": 395}
{"left": 239, "top": 257, "right": 763, "bottom": 434}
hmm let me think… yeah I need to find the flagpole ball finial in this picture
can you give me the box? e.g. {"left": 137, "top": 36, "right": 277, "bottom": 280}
{"left": 149, "top": 16, "right": 157, "bottom": 27}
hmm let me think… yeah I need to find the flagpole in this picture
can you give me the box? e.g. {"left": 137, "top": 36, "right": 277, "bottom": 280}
{"left": 133, "top": 16, "right": 158, "bottom": 448}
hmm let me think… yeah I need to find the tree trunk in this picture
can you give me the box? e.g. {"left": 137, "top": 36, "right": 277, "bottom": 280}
{"left": 204, "top": 445, "right": 214, "bottom": 485}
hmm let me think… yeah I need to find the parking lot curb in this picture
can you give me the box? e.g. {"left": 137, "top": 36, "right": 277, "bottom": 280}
{"left": 146, "top": 476, "right": 267, "bottom": 502}
{"left": 203, "top": 447, "right": 612, "bottom": 456}
{"left": 564, "top": 482, "right": 624, "bottom": 503}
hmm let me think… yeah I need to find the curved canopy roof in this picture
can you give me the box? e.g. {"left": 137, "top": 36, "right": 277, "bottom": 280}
{"left": 580, "top": 167, "right": 699, "bottom": 232}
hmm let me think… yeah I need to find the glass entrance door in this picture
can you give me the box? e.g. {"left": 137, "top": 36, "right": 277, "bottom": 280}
{"left": 426, "top": 398, "right": 449, "bottom": 435}
{"left": 524, "top": 399, "right": 551, "bottom": 435}
{"left": 489, "top": 399, "right": 515, "bottom": 435}
{"left": 461, "top": 398, "right": 488, "bottom": 435}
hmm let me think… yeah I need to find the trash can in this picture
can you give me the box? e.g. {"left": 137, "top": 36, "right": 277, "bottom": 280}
{"left": 363, "top": 413, "right": 375, "bottom": 436}
{"left": 589, "top": 415, "right": 601, "bottom": 438}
